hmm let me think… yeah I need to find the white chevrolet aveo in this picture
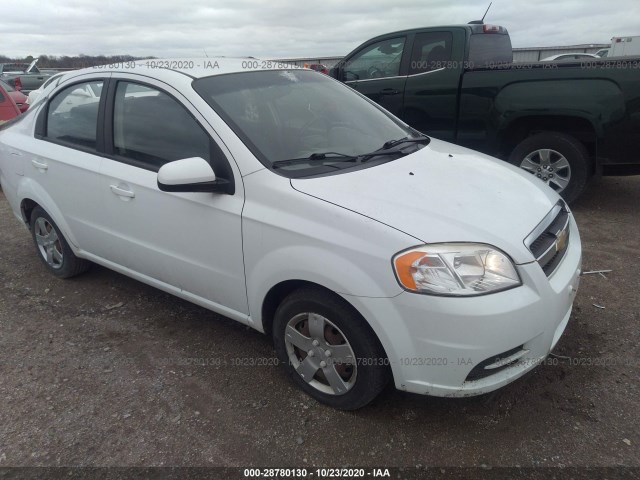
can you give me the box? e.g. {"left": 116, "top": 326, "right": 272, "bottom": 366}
{"left": 0, "top": 60, "right": 581, "bottom": 409}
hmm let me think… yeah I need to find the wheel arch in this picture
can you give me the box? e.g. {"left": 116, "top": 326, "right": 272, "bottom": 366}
{"left": 20, "top": 197, "right": 39, "bottom": 226}
{"left": 261, "top": 279, "right": 315, "bottom": 338}
{"left": 262, "top": 279, "right": 395, "bottom": 385}
{"left": 498, "top": 115, "right": 598, "bottom": 172}
{"left": 16, "top": 178, "right": 80, "bottom": 250}
{"left": 261, "top": 280, "right": 383, "bottom": 347}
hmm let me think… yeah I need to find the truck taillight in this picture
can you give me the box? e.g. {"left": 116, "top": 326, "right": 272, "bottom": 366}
{"left": 14, "top": 77, "right": 22, "bottom": 91}
{"left": 483, "top": 24, "right": 501, "bottom": 33}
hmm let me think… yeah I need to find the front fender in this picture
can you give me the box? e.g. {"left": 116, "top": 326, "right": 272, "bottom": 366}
{"left": 245, "top": 245, "right": 413, "bottom": 383}
{"left": 246, "top": 244, "right": 403, "bottom": 331}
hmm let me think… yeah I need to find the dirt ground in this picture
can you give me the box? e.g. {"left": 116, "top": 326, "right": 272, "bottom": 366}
{"left": 0, "top": 176, "right": 639, "bottom": 471}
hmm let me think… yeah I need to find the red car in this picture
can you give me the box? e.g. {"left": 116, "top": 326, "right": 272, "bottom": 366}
{"left": 0, "top": 79, "right": 28, "bottom": 112}
{"left": 305, "top": 63, "right": 329, "bottom": 75}
{"left": 0, "top": 83, "right": 21, "bottom": 124}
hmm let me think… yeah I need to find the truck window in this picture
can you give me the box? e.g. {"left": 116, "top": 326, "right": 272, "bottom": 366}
{"left": 344, "top": 37, "right": 406, "bottom": 81}
{"left": 409, "top": 32, "right": 453, "bottom": 74}
{"left": 468, "top": 33, "right": 512, "bottom": 67}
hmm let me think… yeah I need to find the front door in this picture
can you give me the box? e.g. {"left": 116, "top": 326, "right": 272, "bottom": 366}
{"left": 98, "top": 78, "right": 248, "bottom": 315}
{"left": 342, "top": 36, "right": 408, "bottom": 117}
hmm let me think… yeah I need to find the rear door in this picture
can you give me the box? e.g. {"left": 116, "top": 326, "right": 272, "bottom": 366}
{"left": 341, "top": 36, "right": 409, "bottom": 117}
{"left": 402, "top": 29, "right": 465, "bottom": 141}
{"left": 27, "top": 75, "right": 110, "bottom": 254}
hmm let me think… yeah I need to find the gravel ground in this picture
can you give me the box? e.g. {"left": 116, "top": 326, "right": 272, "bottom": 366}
{"left": 0, "top": 176, "right": 639, "bottom": 471}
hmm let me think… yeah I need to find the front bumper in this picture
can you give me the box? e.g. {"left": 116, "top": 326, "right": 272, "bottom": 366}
{"left": 345, "top": 216, "right": 582, "bottom": 397}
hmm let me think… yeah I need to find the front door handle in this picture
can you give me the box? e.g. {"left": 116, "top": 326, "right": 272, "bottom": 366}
{"left": 110, "top": 185, "right": 135, "bottom": 198}
{"left": 380, "top": 88, "right": 400, "bottom": 96}
{"left": 31, "top": 159, "right": 48, "bottom": 170}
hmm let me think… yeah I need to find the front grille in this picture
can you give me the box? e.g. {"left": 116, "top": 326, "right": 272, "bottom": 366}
{"left": 465, "top": 345, "right": 526, "bottom": 381}
{"left": 525, "top": 202, "right": 571, "bottom": 277}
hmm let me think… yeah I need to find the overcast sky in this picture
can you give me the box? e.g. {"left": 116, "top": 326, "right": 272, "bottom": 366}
{"left": 2, "top": 0, "right": 639, "bottom": 59}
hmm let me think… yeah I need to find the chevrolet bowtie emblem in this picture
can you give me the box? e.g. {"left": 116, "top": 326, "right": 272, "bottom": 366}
{"left": 555, "top": 229, "right": 568, "bottom": 252}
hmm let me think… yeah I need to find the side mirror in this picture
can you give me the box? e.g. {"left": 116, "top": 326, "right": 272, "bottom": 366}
{"left": 329, "top": 66, "right": 340, "bottom": 79}
{"left": 157, "top": 157, "right": 230, "bottom": 193}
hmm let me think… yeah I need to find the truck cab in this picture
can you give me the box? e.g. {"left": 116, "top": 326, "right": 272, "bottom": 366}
{"left": 331, "top": 24, "right": 511, "bottom": 142}
{"left": 332, "top": 24, "right": 640, "bottom": 203}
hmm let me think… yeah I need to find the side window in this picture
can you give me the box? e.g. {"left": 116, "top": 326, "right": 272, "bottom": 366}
{"left": 409, "top": 32, "right": 453, "bottom": 74}
{"left": 113, "top": 82, "right": 210, "bottom": 170}
{"left": 46, "top": 80, "right": 104, "bottom": 149}
{"left": 344, "top": 37, "right": 406, "bottom": 81}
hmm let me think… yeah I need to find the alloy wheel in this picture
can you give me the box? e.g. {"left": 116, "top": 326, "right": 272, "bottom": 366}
{"left": 284, "top": 312, "right": 357, "bottom": 395}
{"left": 34, "top": 217, "right": 64, "bottom": 269}
{"left": 520, "top": 148, "right": 572, "bottom": 193}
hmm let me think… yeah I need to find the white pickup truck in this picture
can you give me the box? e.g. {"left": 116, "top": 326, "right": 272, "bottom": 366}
{"left": 596, "top": 35, "right": 640, "bottom": 58}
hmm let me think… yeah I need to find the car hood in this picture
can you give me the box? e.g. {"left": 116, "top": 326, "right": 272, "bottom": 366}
{"left": 291, "top": 138, "right": 560, "bottom": 264}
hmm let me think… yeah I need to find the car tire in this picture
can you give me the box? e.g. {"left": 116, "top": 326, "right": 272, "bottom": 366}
{"left": 273, "top": 287, "right": 389, "bottom": 410}
{"left": 30, "top": 206, "right": 91, "bottom": 278}
{"left": 508, "top": 132, "right": 591, "bottom": 204}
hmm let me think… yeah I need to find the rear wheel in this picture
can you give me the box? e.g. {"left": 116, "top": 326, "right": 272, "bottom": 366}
{"left": 30, "top": 206, "right": 91, "bottom": 278}
{"left": 508, "top": 132, "right": 591, "bottom": 203}
{"left": 273, "top": 287, "right": 389, "bottom": 410}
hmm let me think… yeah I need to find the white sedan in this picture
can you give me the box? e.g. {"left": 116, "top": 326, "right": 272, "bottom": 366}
{"left": 26, "top": 71, "right": 68, "bottom": 106}
{"left": 540, "top": 53, "right": 600, "bottom": 62}
{"left": 0, "top": 59, "right": 582, "bottom": 409}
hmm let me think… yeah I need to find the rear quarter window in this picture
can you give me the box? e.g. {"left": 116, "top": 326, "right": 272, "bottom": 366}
{"left": 468, "top": 33, "right": 513, "bottom": 67}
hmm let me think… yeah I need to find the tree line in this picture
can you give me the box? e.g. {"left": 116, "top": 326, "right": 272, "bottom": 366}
{"left": 0, "top": 54, "right": 154, "bottom": 69}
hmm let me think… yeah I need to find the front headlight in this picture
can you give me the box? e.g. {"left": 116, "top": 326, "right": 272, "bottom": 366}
{"left": 393, "top": 243, "right": 521, "bottom": 296}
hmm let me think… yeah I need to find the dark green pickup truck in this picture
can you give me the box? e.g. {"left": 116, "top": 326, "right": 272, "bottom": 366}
{"left": 330, "top": 24, "right": 640, "bottom": 202}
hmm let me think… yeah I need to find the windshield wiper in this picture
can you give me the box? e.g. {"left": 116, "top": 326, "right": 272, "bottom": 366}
{"left": 381, "top": 135, "right": 430, "bottom": 150}
{"left": 272, "top": 147, "right": 413, "bottom": 170}
{"left": 272, "top": 152, "right": 357, "bottom": 169}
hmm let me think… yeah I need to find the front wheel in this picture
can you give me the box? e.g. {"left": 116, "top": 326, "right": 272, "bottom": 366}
{"left": 508, "top": 132, "right": 591, "bottom": 203}
{"left": 273, "top": 288, "right": 389, "bottom": 410}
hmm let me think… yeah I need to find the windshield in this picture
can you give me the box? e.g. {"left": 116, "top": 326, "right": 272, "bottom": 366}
{"left": 193, "top": 70, "right": 414, "bottom": 172}
{"left": 0, "top": 79, "right": 15, "bottom": 92}
{"left": 42, "top": 73, "right": 65, "bottom": 89}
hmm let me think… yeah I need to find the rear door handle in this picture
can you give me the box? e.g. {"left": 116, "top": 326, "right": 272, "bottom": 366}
{"left": 110, "top": 185, "right": 135, "bottom": 198}
{"left": 380, "top": 88, "right": 400, "bottom": 95}
{"left": 31, "top": 159, "right": 48, "bottom": 170}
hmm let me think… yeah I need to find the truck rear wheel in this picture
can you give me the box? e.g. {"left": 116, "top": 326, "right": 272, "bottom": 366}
{"left": 508, "top": 132, "right": 590, "bottom": 203}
